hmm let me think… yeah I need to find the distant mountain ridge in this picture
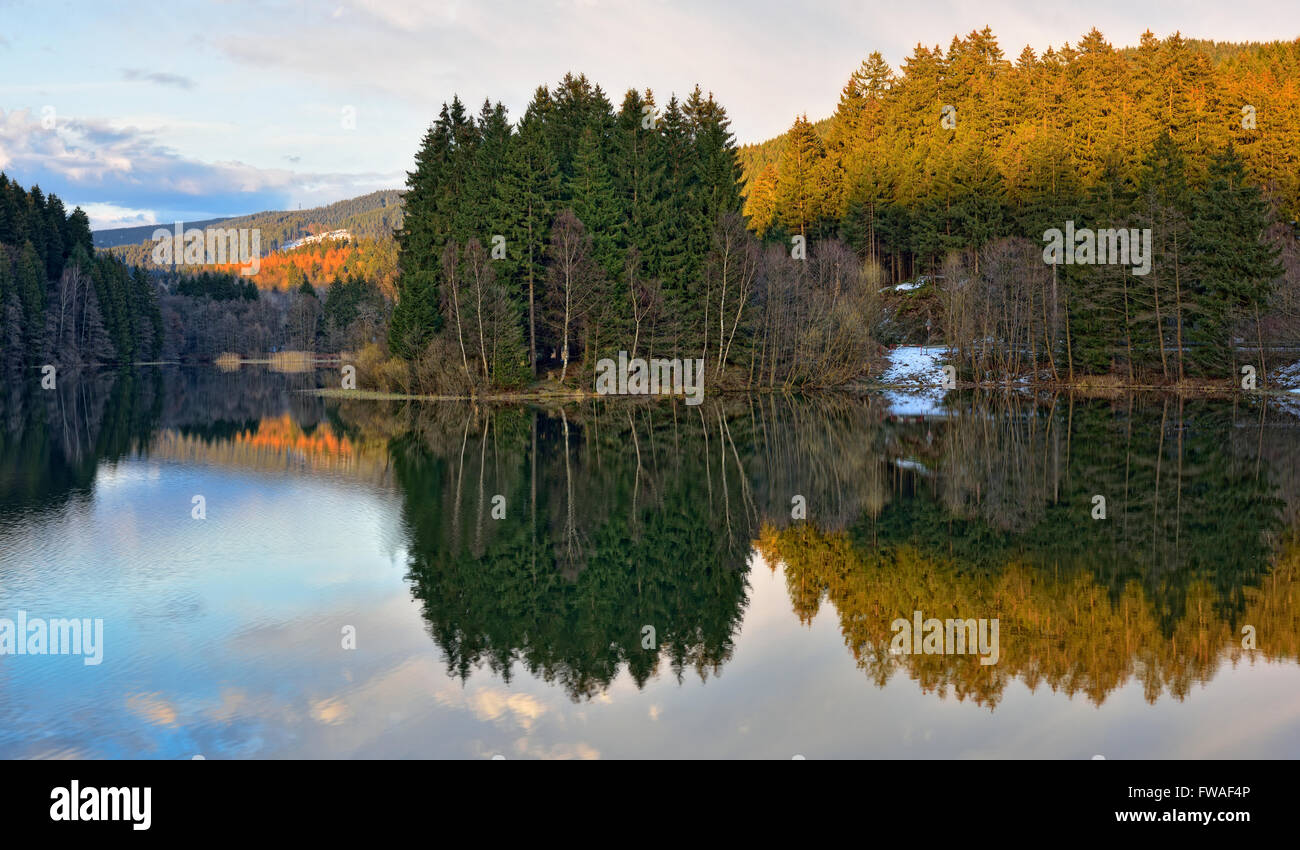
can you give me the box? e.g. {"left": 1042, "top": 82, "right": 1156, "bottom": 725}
{"left": 93, "top": 189, "right": 403, "bottom": 252}
{"left": 94, "top": 215, "right": 230, "bottom": 249}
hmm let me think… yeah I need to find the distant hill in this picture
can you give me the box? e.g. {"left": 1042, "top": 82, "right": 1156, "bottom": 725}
{"left": 95, "top": 189, "right": 404, "bottom": 261}
{"left": 94, "top": 215, "right": 231, "bottom": 249}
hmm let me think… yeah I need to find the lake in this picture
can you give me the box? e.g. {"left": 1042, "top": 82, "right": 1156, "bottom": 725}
{"left": 2, "top": 366, "right": 1298, "bottom": 758}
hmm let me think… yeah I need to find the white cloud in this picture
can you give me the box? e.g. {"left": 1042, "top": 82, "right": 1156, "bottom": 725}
{"left": 206, "top": 0, "right": 1300, "bottom": 142}
{"left": 6, "top": 0, "right": 1300, "bottom": 220}
{"left": 79, "top": 202, "right": 158, "bottom": 230}
{"left": 0, "top": 107, "right": 400, "bottom": 222}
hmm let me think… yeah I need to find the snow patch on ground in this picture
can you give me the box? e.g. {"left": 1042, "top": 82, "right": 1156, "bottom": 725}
{"left": 879, "top": 345, "right": 949, "bottom": 417}
{"left": 1271, "top": 360, "right": 1300, "bottom": 390}
{"left": 879, "top": 276, "right": 938, "bottom": 294}
{"left": 880, "top": 345, "right": 948, "bottom": 385}
{"left": 1267, "top": 360, "right": 1300, "bottom": 416}
{"left": 1271, "top": 392, "right": 1300, "bottom": 418}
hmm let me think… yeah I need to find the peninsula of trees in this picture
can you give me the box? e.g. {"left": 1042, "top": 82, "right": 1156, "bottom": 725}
{"left": 386, "top": 73, "right": 878, "bottom": 394}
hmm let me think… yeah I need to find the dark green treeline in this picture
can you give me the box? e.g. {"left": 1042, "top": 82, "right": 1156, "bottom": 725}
{"left": 0, "top": 174, "right": 162, "bottom": 371}
{"left": 389, "top": 74, "right": 747, "bottom": 386}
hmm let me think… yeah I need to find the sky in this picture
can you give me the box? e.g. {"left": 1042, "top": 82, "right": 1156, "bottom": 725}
{"left": 2, "top": 0, "right": 1298, "bottom": 230}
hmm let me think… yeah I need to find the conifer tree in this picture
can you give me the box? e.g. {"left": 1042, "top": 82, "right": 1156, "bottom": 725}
{"left": 390, "top": 109, "right": 453, "bottom": 356}
{"left": 614, "top": 89, "right": 663, "bottom": 270}
{"left": 1188, "top": 143, "right": 1283, "bottom": 376}
{"left": 652, "top": 97, "right": 694, "bottom": 317}
{"left": 467, "top": 100, "right": 514, "bottom": 246}
{"left": 1136, "top": 130, "right": 1192, "bottom": 379}
{"left": 16, "top": 240, "right": 44, "bottom": 357}
{"left": 775, "top": 115, "right": 825, "bottom": 240}
{"left": 744, "top": 164, "right": 779, "bottom": 238}
{"left": 500, "top": 91, "right": 559, "bottom": 375}
{"left": 569, "top": 125, "right": 624, "bottom": 279}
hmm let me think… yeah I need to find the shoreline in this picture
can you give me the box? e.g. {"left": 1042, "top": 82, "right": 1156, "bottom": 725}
{"left": 306, "top": 382, "right": 1300, "bottom": 403}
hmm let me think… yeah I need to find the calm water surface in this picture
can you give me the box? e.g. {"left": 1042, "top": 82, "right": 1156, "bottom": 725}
{"left": 2, "top": 367, "right": 1299, "bottom": 758}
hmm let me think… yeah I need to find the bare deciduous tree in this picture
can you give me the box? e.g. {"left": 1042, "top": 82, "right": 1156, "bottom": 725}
{"left": 545, "top": 210, "right": 605, "bottom": 382}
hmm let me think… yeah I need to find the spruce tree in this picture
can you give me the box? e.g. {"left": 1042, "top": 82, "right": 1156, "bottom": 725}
{"left": 65, "top": 207, "right": 93, "bottom": 256}
{"left": 43, "top": 194, "right": 66, "bottom": 280}
{"left": 743, "top": 164, "right": 779, "bottom": 238}
{"left": 775, "top": 115, "right": 825, "bottom": 240}
{"left": 0, "top": 244, "right": 10, "bottom": 366}
{"left": 16, "top": 240, "right": 45, "bottom": 357}
{"left": 614, "top": 89, "right": 663, "bottom": 270}
{"left": 1187, "top": 143, "right": 1283, "bottom": 376}
{"left": 467, "top": 100, "right": 513, "bottom": 245}
{"left": 569, "top": 125, "right": 623, "bottom": 280}
{"left": 1137, "top": 131, "right": 1192, "bottom": 379}
{"left": 500, "top": 89, "right": 559, "bottom": 375}
{"left": 391, "top": 109, "right": 453, "bottom": 356}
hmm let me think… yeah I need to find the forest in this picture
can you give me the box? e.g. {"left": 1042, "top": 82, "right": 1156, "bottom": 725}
{"left": 207, "top": 236, "right": 398, "bottom": 296}
{"left": 0, "top": 170, "right": 390, "bottom": 367}
{"left": 379, "top": 31, "right": 1300, "bottom": 392}
{"left": 384, "top": 73, "right": 880, "bottom": 395}
{"left": 743, "top": 29, "right": 1300, "bottom": 382}
{"left": 153, "top": 268, "right": 387, "bottom": 361}
{"left": 0, "top": 174, "right": 162, "bottom": 371}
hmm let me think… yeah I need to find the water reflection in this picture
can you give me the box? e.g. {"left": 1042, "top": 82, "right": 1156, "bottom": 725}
{"left": 377, "top": 391, "right": 1300, "bottom": 706}
{"left": 1, "top": 368, "right": 1299, "bottom": 756}
{"left": 388, "top": 403, "right": 753, "bottom": 698}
